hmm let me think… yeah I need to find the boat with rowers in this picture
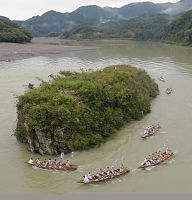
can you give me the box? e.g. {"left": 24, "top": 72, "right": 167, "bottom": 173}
{"left": 158, "top": 76, "right": 165, "bottom": 82}
{"left": 77, "top": 165, "right": 130, "bottom": 184}
{"left": 26, "top": 158, "right": 78, "bottom": 171}
{"left": 142, "top": 124, "right": 161, "bottom": 138}
{"left": 139, "top": 149, "right": 174, "bottom": 169}
{"left": 166, "top": 88, "right": 173, "bottom": 95}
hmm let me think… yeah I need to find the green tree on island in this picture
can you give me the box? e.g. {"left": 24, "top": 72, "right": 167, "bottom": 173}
{"left": 16, "top": 65, "right": 159, "bottom": 155}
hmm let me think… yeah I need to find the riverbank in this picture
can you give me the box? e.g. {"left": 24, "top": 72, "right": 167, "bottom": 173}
{"left": 0, "top": 37, "right": 97, "bottom": 62}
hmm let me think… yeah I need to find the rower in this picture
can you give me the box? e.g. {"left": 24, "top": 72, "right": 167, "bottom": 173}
{"left": 106, "top": 167, "right": 111, "bottom": 176}
{"left": 66, "top": 160, "right": 70, "bottom": 167}
{"left": 28, "top": 158, "right": 33, "bottom": 164}
{"left": 48, "top": 158, "right": 52, "bottom": 165}
{"left": 144, "top": 129, "right": 148, "bottom": 135}
{"left": 36, "top": 158, "right": 40, "bottom": 164}
{"left": 146, "top": 160, "right": 151, "bottom": 167}
{"left": 99, "top": 168, "right": 104, "bottom": 175}
{"left": 120, "top": 164, "right": 125, "bottom": 172}
{"left": 143, "top": 158, "right": 148, "bottom": 165}
{"left": 83, "top": 175, "right": 90, "bottom": 183}
{"left": 87, "top": 172, "right": 93, "bottom": 180}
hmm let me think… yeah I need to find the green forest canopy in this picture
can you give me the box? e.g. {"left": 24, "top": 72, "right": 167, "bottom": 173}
{"left": 16, "top": 65, "right": 159, "bottom": 155}
{"left": 0, "top": 17, "right": 32, "bottom": 43}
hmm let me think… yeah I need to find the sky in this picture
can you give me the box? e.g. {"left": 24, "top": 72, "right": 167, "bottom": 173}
{"left": 0, "top": 0, "right": 179, "bottom": 20}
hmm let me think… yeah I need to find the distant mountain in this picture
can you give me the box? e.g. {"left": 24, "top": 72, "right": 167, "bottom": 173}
{"left": 62, "top": 14, "right": 170, "bottom": 41}
{"left": 0, "top": 16, "right": 32, "bottom": 43}
{"left": 163, "top": 0, "right": 192, "bottom": 15}
{"left": 15, "top": 0, "right": 192, "bottom": 37}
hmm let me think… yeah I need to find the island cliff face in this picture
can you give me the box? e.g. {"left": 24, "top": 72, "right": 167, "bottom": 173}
{"left": 15, "top": 65, "right": 159, "bottom": 155}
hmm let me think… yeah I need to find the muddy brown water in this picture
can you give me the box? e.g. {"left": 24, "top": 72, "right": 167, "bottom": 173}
{"left": 0, "top": 40, "right": 192, "bottom": 195}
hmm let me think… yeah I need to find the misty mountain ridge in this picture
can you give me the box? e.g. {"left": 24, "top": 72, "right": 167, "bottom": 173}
{"left": 15, "top": 0, "right": 192, "bottom": 36}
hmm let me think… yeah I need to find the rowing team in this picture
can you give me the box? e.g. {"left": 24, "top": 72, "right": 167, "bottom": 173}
{"left": 158, "top": 76, "right": 165, "bottom": 82}
{"left": 141, "top": 149, "right": 173, "bottom": 167}
{"left": 166, "top": 88, "right": 173, "bottom": 94}
{"left": 82, "top": 164, "right": 125, "bottom": 183}
{"left": 28, "top": 158, "right": 71, "bottom": 168}
{"left": 143, "top": 124, "right": 160, "bottom": 136}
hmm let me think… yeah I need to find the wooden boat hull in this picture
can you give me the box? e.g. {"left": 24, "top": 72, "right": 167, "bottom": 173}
{"left": 139, "top": 153, "right": 174, "bottom": 169}
{"left": 78, "top": 167, "right": 130, "bottom": 184}
{"left": 26, "top": 162, "right": 78, "bottom": 171}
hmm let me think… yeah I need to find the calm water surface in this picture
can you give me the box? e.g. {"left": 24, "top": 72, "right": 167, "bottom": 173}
{"left": 0, "top": 40, "right": 192, "bottom": 195}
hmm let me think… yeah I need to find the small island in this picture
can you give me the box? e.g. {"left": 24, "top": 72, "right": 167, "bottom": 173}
{"left": 15, "top": 65, "right": 159, "bottom": 155}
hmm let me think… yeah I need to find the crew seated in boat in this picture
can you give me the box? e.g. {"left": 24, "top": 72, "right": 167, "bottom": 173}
{"left": 143, "top": 158, "right": 148, "bottom": 165}
{"left": 99, "top": 168, "right": 104, "bottom": 176}
{"left": 66, "top": 160, "right": 70, "bottom": 167}
{"left": 106, "top": 167, "right": 113, "bottom": 177}
{"left": 146, "top": 160, "right": 151, "bottom": 166}
{"left": 48, "top": 158, "right": 52, "bottom": 165}
{"left": 36, "top": 158, "right": 40, "bottom": 164}
{"left": 41, "top": 161, "right": 47, "bottom": 167}
{"left": 83, "top": 175, "right": 90, "bottom": 183}
{"left": 87, "top": 172, "right": 93, "bottom": 180}
{"left": 120, "top": 164, "right": 125, "bottom": 172}
{"left": 56, "top": 161, "right": 61, "bottom": 167}
{"left": 28, "top": 158, "right": 33, "bottom": 164}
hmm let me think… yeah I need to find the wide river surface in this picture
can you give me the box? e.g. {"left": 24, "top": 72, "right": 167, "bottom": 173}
{"left": 0, "top": 40, "right": 192, "bottom": 196}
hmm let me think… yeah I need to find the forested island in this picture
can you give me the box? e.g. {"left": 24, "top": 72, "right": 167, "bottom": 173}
{"left": 16, "top": 65, "right": 159, "bottom": 155}
{"left": 0, "top": 16, "right": 32, "bottom": 43}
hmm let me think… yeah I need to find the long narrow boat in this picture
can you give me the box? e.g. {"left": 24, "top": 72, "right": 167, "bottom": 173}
{"left": 166, "top": 88, "right": 173, "bottom": 95}
{"left": 77, "top": 167, "right": 130, "bottom": 184}
{"left": 158, "top": 77, "right": 165, "bottom": 82}
{"left": 26, "top": 161, "right": 78, "bottom": 171}
{"left": 141, "top": 124, "right": 161, "bottom": 138}
{"left": 139, "top": 151, "right": 174, "bottom": 169}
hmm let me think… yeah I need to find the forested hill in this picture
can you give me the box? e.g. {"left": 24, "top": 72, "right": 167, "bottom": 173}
{"left": 165, "top": 10, "right": 192, "bottom": 45}
{"left": 15, "top": 0, "right": 192, "bottom": 37}
{"left": 0, "top": 16, "right": 32, "bottom": 43}
{"left": 62, "top": 14, "right": 170, "bottom": 42}
{"left": 62, "top": 9, "right": 192, "bottom": 46}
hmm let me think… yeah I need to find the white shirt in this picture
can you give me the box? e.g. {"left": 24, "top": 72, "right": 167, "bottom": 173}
{"left": 28, "top": 159, "right": 33, "bottom": 164}
{"left": 87, "top": 174, "right": 92, "bottom": 180}
{"left": 144, "top": 130, "right": 148, "bottom": 135}
{"left": 36, "top": 159, "right": 40, "bottom": 164}
{"left": 83, "top": 175, "right": 90, "bottom": 183}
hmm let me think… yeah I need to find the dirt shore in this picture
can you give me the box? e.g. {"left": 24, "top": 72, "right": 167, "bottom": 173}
{"left": 0, "top": 37, "right": 97, "bottom": 62}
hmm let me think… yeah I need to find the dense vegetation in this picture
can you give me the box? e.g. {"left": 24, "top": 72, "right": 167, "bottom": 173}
{"left": 0, "top": 17, "right": 32, "bottom": 43}
{"left": 165, "top": 10, "right": 192, "bottom": 45}
{"left": 62, "top": 14, "right": 170, "bottom": 41}
{"left": 48, "top": 32, "right": 62, "bottom": 37}
{"left": 16, "top": 65, "right": 159, "bottom": 155}
{"left": 61, "top": 9, "right": 192, "bottom": 46}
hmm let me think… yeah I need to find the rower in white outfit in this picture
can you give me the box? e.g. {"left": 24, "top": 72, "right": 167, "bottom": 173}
{"left": 144, "top": 129, "right": 148, "bottom": 135}
{"left": 87, "top": 172, "right": 93, "bottom": 180}
{"left": 83, "top": 175, "right": 90, "bottom": 183}
{"left": 36, "top": 158, "right": 40, "bottom": 164}
{"left": 28, "top": 158, "right": 33, "bottom": 164}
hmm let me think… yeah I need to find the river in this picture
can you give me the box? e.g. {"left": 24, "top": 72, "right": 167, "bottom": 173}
{"left": 0, "top": 40, "right": 192, "bottom": 195}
